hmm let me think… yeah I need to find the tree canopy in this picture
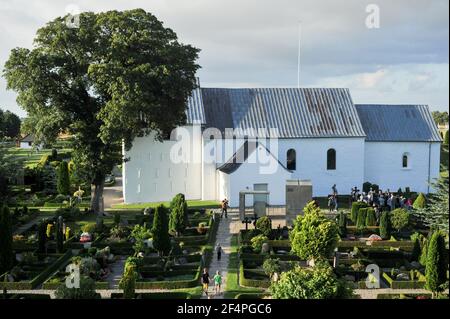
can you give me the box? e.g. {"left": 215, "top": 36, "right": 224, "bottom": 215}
{"left": 3, "top": 9, "right": 200, "bottom": 213}
{"left": 0, "top": 146, "right": 23, "bottom": 200}
{"left": 290, "top": 201, "right": 339, "bottom": 260}
{"left": 270, "top": 263, "right": 353, "bottom": 299}
{"left": 0, "top": 109, "right": 21, "bottom": 138}
{"left": 414, "top": 171, "right": 449, "bottom": 234}
{"left": 432, "top": 111, "right": 449, "bottom": 125}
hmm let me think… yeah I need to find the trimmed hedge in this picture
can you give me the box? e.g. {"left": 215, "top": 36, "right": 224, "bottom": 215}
{"left": 0, "top": 250, "right": 72, "bottom": 290}
{"left": 382, "top": 271, "right": 426, "bottom": 289}
{"left": 351, "top": 202, "right": 368, "bottom": 223}
{"left": 337, "top": 240, "right": 414, "bottom": 251}
{"left": 135, "top": 266, "right": 201, "bottom": 289}
{"left": 239, "top": 264, "right": 270, "bottom": 288}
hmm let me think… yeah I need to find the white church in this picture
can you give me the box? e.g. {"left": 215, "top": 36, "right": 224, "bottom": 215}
{"left": 122, "top": 85, "right": 442, "bottom": 207}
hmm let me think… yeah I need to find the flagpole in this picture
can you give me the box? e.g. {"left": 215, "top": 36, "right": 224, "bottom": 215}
{"left": 297, "top": 21, "right": 302, "bottom": 89}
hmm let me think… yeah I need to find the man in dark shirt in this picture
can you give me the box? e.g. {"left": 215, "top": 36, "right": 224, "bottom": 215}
{"left": 202, "top": 268, "right": 211, "bottom": 297}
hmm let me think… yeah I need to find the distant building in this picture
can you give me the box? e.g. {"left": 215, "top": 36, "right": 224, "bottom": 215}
{"left": 17, "top": 134, "right": 42, "bottom": 150}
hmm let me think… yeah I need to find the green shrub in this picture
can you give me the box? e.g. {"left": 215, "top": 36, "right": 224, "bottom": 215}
{"left": 119, "top": 261, "right": 138, "bottom": 299}
{"left": 390, "top": 208, "right": 410, "bottom": 232}
{"left": 114, "top": 213, "right": 121, "bottom": 225}
{"left": 290, "top": 201, "right": 339, "bottom": 260}
{"left": 251, "top": 234, "right": 268, "bottom": 253}
{"left": 444, "top": 130, "right": 449, "bottom": 145}
{"left": 338, "top": 211, "right": 347, "bottom": 238}
{"left": 255, "top": 216, "right": 272, "bottom": 237}
{"left": 410, "top": 233, "right": 423, "bottom": 262}
{"left": 55, "top": 276, "right": 98, "bottom": 299}
{"left": 365, "top": 208, "right": 377, "bottom": 226}
{"left": 379, "top": 211, "right": 391, "bottom": 240}
{"left": 413, "top": 193, "right": 426, "bottom": 209}
{"left": 81, "top": 222, "right": 96, "bottom": 234}
{"left": 270, "top": 264, "right": 353, "bottom": 299}
{"left": 351, "top": 202, "right": 368, "bottom": 223}
{"left": 356, "top": 208, "right": 368, "bottom": 230}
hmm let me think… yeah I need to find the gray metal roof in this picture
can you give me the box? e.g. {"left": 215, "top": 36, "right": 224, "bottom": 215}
{"left": 186, "top": 86, "right": 206, "bottom": 124}
{"left": 20, "top": 134, "right": 35, "bottom": 142}
{"left": 200, "top": 88, "right": 366, "bottom": 138}
{"left": 217, "top": 140, "right": 291, "bottom": 174}
{"left": 355, "top": 104, "right": 442, "bottom": 142}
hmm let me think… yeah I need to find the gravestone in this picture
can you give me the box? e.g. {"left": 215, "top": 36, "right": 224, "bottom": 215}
{"left": 286, "top": 180, "right": 312, "bottom": 226}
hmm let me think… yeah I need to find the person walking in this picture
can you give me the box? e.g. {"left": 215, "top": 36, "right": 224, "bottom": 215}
{"left": 202, "top": 268, "right": 211, "bottom": 298}
{"left": 216, "top": 243, "right": 222, "bottom": 261}
{"left": 332, "top": 184, "right": 338, "bottom": 196}
{"left": 213, "top": 270, "right": 223, "bottom": 295}
{"left": 327, "top": 195, "right": 334, "bottom": 213}
{"left": 221, "top": 198, "right": 228, "bottom": 218}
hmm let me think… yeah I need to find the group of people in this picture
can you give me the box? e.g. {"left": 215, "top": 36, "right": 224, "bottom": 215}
{"left": 351, "top": 186, "right": 414, "bottom": 212}
{"left": 327, "top": 184, "right": 414, "bottom": 215}
{"left": 200, "top": 239, "right": 225, "bottom": 298}
{"left": 202, "top": 268, "right": 223, "bottom": 298}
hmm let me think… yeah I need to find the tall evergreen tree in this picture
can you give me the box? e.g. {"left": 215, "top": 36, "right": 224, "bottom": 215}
{"left": 169, "top": 193, "right": 188, "bottom": 237}
{"left": 119, "top": 261, "right": 137, "bottom": 299}
{"left": 338, "top": 211, "right": 347, "bottom": 238}
{"left": 425, "top": 231, "right": 448, "bottom": 297}
{"left": 55, "top": 216, "right": 64, "bottom": 253}
{"left": 38, "top": 221, "right": 47, "bottom": 254}
{"left": 152, "top": 205, "right": 171, "bottom": 256}
{"left": 379, "top": 211, "right": 391, "bottom": 240}
{"left": 57, "top": 161, "right": 70, "bottom": 195}
{"left": 0, "top": 206, "right": 14, "bottom": 274}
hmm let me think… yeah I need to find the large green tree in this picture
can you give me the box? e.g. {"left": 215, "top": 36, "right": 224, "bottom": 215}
{"left": 152, "top": 204, "right": 171, "bottom": 256}
{"left": 3, "top": 9, "right": 200, "bottom": 215}
{"left": 0, "top": 109, "right": 21, "bottom": 138}
{"left": 290, "top": 201, "right": 339, "bottom": 261}
{"left": 0, "top": 206, "right": 14, "bottom": 274}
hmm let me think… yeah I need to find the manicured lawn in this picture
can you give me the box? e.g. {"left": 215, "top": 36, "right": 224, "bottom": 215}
{"left": 112, "top": 200, "right": 220, "bottom": 210}
{"left": 6, "top": 147, "right": 72, "bottom": 168}
{"left": 224, "top": 235, "right": 264, "bottom": 299}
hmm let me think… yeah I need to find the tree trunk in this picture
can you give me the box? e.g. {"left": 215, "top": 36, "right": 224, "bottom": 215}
{"left": 91, "top": 175, "right": 105, "bottom": 217}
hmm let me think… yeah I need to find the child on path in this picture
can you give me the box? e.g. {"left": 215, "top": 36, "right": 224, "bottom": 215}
{"left": 213, "top": 270, "right": 222, "bottom": 295}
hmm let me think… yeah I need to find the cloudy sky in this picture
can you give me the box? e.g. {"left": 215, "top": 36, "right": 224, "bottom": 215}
{"left": 0, "top": 0, "right": 448, "bottom": 117}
